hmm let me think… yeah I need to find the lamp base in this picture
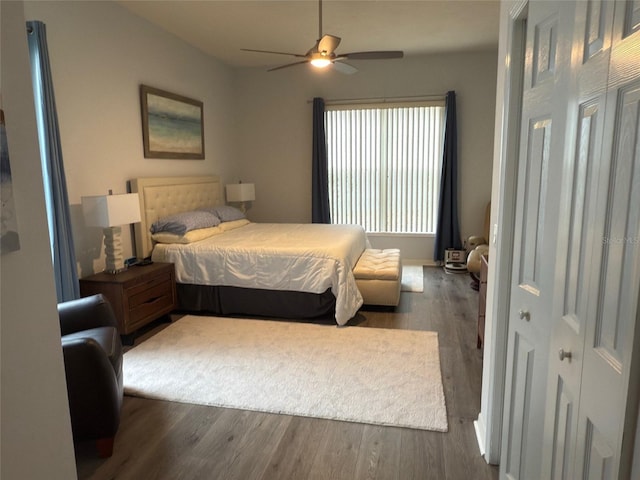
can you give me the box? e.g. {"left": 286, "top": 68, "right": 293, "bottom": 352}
{"left": 103, "top": 266, "right": 128, "bottom": 275}
{"left": 103, "top": 226, "right": 127, "bottom": 274}
{"left": 230, "top": 201, "right": 249, "bottom": 214}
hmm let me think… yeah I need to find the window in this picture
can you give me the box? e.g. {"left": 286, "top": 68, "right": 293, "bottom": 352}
{"left": 325, "top": 101, "right": 445, "bottom": 234}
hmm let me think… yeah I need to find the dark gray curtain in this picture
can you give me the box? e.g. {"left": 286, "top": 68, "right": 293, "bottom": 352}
{"left": 312, "top": 97, "right": 331, "bottom": 223}
{"left": 433, "top": 91, "right": 463, "bottom": 262}
{"left": 27, "top": 21, "right": 80, "bottom": 302}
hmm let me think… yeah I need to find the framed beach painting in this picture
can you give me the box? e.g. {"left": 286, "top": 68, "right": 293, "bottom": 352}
{"left": 140, "top": 85, "right": 204, "bottom": 159}
{"left": 0, "top": 95, "right": 21, "bottom": 254}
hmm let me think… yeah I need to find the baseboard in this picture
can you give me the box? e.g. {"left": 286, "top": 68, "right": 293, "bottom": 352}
{"left": 474, "top": 415, "right": 487, "bottom": 458}
{"left": 403, "top": 258, "right": 438, "bottom": 267}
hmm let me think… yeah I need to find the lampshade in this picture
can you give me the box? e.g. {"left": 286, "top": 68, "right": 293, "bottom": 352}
{"left": 82, "top": 193, "right": 141, "bottom": 227}
{"left": 81, "top": 193, "right": 142, "bottom": 274}
{"left": 226, "top": 183, "right": 255, "bottom": 203}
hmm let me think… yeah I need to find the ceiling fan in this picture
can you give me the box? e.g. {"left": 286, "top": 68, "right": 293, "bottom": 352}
{"left": 241, "top": 0, "right": 403, "bottom": 74}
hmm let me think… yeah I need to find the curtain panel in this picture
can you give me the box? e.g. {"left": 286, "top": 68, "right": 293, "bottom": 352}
{"left": 433, "top": 90, "right": 463, "bottom": 262}
{"left": 27, "top": 20, "right": 80, "bottom": 302}
{"left": 311, "top": 97, "right": 331, "bottom": 224}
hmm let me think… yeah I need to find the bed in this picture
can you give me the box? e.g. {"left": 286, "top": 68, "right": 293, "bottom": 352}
{"left": 130, "top": 176, "right": 367, "bottom": 325}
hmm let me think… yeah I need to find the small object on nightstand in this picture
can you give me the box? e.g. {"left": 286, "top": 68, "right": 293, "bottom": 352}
{"left": 79, "top": 262, "right": 176, "bottom": 344}
{"left": 134, "top": 257, "right": 154, "bottom": 266}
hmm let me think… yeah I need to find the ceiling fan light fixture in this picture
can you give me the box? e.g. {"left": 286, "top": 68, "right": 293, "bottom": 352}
{"left": 310, "top": 52, "right": 332, "bottom": 68}
{"left": 310, "top": 58, "right": 332, "bottom": 68}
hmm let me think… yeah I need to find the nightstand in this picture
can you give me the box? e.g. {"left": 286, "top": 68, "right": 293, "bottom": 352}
{"left": 79, "top": 262, "right": 177, "bottom": 343}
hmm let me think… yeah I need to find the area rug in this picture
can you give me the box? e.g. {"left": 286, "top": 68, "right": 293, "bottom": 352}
{"left": 401, "top": 265, "right": 424, "bottom": 292}
{"left": 123, "top": 315, "right": 448, "bottom": 432}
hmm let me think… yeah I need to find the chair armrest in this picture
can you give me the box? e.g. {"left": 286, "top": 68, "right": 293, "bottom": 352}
{"left": 61, "top": 337, "right": 122, "bottom": 439}
{"left": 58, "top": 294, "right": 118, "bottom": 336}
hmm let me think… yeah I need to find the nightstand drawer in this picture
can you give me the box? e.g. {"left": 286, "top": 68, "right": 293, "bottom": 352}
{"left": 128, "top": 281, "right": 175, "bottom": 329}
{"left": 126, "top": 271, "right": 172, "bottom": 298}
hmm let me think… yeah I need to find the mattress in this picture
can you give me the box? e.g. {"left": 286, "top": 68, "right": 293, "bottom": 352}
{"left": 151, "top": 222, "right": 368, "bottom": 325}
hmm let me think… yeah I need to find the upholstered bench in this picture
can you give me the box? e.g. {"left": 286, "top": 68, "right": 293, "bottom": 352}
{"left": 353, "top": 248, "right": 401, "bottom": 306}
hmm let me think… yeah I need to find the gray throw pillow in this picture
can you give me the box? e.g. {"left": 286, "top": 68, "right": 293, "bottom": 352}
{"left": 210, "top": 205, "right": 246, "bottom": 222}
{"left": 150, "top": 210, "right": 221, "bottom": 235}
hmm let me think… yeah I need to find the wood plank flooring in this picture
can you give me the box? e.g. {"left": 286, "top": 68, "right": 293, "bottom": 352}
{"left": 75, "top": 267, "right": 499, "bottom": 480}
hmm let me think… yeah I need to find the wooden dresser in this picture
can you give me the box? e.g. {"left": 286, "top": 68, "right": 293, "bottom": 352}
{"left": 477, "top": 254, "right": 488, "bottom": 349}
{"left": 80, "top": 262, "right": 177, "bottom": 342}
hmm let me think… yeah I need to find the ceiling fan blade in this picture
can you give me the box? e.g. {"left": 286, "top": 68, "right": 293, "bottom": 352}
{"left": 267, "top": 60, "right": 309, "bottom": 72}
{"left": 341, "top": 51, "right": 404, "bottom": 60}
{"left": 241, "top": 48, "right": 306, "bottom": 58}
{"left": 318, "top": 34, "right": 341, "bottom": 54}
{"left": 332, "top": 61, "right": 358, "bottom": 75}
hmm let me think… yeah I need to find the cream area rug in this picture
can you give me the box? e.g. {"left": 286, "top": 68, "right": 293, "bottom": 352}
{"left": 123, "top": 315, "right": 448, "bottom": 432}
{"left": 401, "top": 265, "right": 424, "bottom": 292}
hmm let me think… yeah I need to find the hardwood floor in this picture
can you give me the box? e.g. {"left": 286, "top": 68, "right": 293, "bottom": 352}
{"left": 75, "top": 267, "right": 499, "bottom": 480}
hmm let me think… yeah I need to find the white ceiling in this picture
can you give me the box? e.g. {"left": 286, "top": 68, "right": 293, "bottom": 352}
{"left": 118, "top": 0, "right": 500, "bottom": 69}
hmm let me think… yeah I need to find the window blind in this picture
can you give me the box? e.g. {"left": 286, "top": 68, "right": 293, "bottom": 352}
{"left": 325, "top": 103, "right": 445, "bottom": 233}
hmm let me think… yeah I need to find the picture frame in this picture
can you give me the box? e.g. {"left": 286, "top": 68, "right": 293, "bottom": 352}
{"left": 0, "top": 99, "right": 21, "bottom": 254}
{"left": 140, "top": 85, "right": 204, "bottom": 159}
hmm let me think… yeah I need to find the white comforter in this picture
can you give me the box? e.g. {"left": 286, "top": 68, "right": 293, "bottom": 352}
{"left": 151, "top": 222, "right": 368, "bottom": 325}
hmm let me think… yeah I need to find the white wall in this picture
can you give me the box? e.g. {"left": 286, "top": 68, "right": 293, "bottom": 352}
{"left": 22, "top": 2, "right": 497, "bottom": 266}
{"left": 23, "top": 0, "right": 238, "bottom": 276}
{"left": 233, "top": 52, "right": 497, "bottom": 262}
{"left": 1, "top": 2, "right": 77, "bottom": 478}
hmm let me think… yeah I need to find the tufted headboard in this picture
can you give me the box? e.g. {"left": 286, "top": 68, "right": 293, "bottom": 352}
{"left": 130, "top": 176, "right": 223, "bottom": 258}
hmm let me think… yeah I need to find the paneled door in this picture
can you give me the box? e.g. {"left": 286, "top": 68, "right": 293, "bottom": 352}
{"left": 571, "top": 1, "right": 640, "bottom": 477}
{"left": 540, "top": 0, "right": 615, "bottom": 478}
{"left": 499, "top": 2, "right": 577, "bottom": 479}
{"left": 510, "top": 0, "right": 640, "bottom": 478}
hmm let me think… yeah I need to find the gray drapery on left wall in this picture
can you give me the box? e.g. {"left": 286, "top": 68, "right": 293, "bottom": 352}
{"left": 433, "top": 90, "right": 463, "bottom": 262}
{"left": 312, "top": 97, "right": 331, "bottom": 223}
{"left": 27, "top": 21, "right": 80, "bottom": 302}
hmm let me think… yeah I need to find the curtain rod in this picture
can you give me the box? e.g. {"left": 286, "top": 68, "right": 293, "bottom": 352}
{"left": 307, "top": 94, "right": 446, "bottom": 105}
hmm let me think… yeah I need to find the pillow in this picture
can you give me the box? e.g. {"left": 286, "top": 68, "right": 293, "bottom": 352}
{"left": 209, "top": 205, "right": 246, "bottom": 222}
{"left": 150, "top": 210, "right": 220, "bottom": 235}
{"left": 152, "top": 226, "right": 224, "bottom": 244}
{"left": 218, "top": 218, "right": 250, "bottom": 232}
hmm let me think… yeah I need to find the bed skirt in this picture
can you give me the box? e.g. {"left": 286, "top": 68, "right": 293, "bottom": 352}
{"left": 176, "top": 284, "right": 337, "bottom": 320}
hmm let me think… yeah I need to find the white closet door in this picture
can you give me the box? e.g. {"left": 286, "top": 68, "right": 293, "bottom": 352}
{"left": 572, "top": 2, "right": 640, "bottom": 477}
{"left": 541, "top": 0, "right": 615, "bottom": 478}
{"left": 499, "top": 2, "right": 576, "bottom": 479}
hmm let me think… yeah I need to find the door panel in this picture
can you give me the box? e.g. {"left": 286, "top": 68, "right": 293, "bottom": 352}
{"left": 624, "top": 0, "right": 640, "bottom": 37}
{"left": 541, "top": 1, "right": 640, "bottom": 478}
{"left": 505, "top": 1, "right": 640, "bottom": 479}
{"left": 504, "top": 333, "right": 535, "bottom": 479}
{"left": 576, "top": 77, "right": 640, "bottom": 479}
{"left": 500, "top": 2, "right": 576, "bottom": 479}
{"left": 540, "top": 1, "right": 614, "bottom": 478}
{"left": 520, "top": 116, "right": 552, "bottom": 292}
{"left": 584, "top": 419, "right": 614, "bottom": 479}
{"left": 584, "top": 0, "right": 606, "bottom": 59}
{"left": 574, "top": 1, "right": 640, "bottom": 473}
{"left": 533, "top": 15, "right": 558, "bottom": 85}
{"left": 562, "top": 100, "right": 600, "bottom": 331}
{"left": 596, "top": 83, "right": 640, "bottom": 366}
{"left": 549, "top": 377, "right": 574, "bottom": 480}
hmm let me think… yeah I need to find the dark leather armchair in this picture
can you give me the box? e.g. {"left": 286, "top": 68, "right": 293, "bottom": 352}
{"left": 58, "top": 294, "right": 123, "bottom": 457}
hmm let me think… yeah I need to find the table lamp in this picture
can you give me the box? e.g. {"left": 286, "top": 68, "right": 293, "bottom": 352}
{"left": 82, "top": 192, "right": 142, "bottom": 274}
{"left": 225, "top": 183, "right": 255, "bottom": 213}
